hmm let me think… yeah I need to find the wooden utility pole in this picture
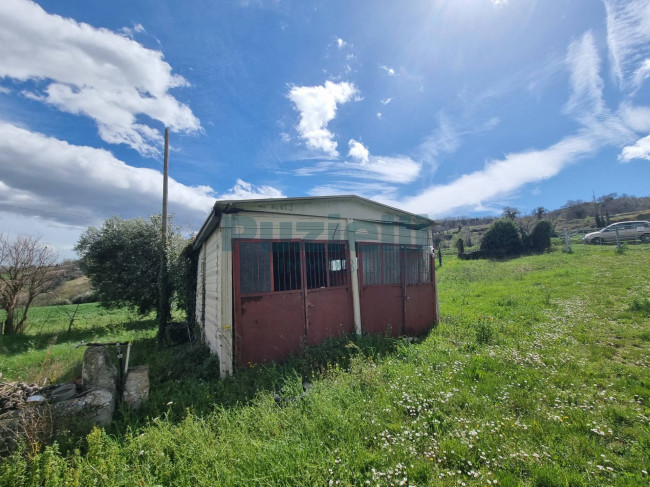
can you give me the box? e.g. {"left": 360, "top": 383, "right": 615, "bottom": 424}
{"left": 158, "top": 128, "right": 171, "bottom": 340}
{"left": 162, "top": 128, "right": 169, "bottom": 243}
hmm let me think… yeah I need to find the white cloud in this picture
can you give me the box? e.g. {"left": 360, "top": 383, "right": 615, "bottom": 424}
{"left": 380, "top": 97, "right": 392, "bottom": 105}
{"left": 121, "top": 23, "right": 146, "bottom": 38}
{"left": 379, "top": 65, "right": 396, "bottom": 76}
{"left": 216, "top": 179, "right": 285, "bottom": 200}
{"left": 394, "top": 134, "right": 600, "bottom": 217}
{"left": 619, "top": 134, "right": 650, "bottom": 161}
{"left": 491, "top": 0, "right": 509, "bottom": 5}
{"left": 0, "top": 86, "right": 10, "bottom": 94}
{"left": 288, "top": 80, "right": 358, "bottom": 157}
{"left": 619, "top": 102, "right": 650, "bottom": 131}
{"left": 352, "top": 156, "right": 421, "bottom": 183}
{"left": 376, "top": 112, "right": 382, "bottom": 119}
{"left": 295, "top": 155, "right": 420, "bottom": 184}
{"left": 348, "top": 139, "right": 369, "bottom": 163}
{"left": 417, "top": 114, "right": 461, "bottom": 170}
{"left": 0, "top": 122, "right": 214, "bottom": 228}
{"left": 280, "top": 132, "right": 291, "bottom": 142}
{"left": 632, "top": 58, "right": 650, "bottom": 88}
{"left": 308, "top": 182, "right": 399, "bottom": 200}
{"left": 604, "top": 0, "right": 650, "bottom": 89}
{"left": 0, "top": 0, "right": 200, "bottom": 156}
{"left": 336, "top": 38, "right": 347, "bottom": 49}
{"left": 565, "top": 31, "right": 606, "bottom": 121}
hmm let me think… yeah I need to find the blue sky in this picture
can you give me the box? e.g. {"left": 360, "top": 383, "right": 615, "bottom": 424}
{"left": 1, "top": 0, "right": 650, "bottom": 256}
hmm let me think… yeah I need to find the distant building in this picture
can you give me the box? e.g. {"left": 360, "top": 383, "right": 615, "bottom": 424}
{"left": 193, "top": 195, "right": 438, "bottom": 377}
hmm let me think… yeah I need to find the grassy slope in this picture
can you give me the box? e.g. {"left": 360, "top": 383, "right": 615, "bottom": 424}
{"left": 33, "top": 276, "right": 93, "bottom": 306}
{"left": 1, "top": 242, "right": 649, "bottom": 486}
{"left": 0, "top": 304, "right": 156, "bottom": 384}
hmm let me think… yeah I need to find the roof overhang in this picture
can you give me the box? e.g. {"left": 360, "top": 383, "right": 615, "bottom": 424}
{"left": 192, "top": 195, "right": 435, "bottom": 251}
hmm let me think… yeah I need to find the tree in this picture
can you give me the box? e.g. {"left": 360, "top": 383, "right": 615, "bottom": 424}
{"left": 480, "top": 219, "right": 523, "bottom": 258}
{"left": 0, "top": 234, "right": 59, "bottom": 334}
{"left": 75, "top": 216, "right": 186, "bottom": 320}
{"left": 534, "top": 207, "right": 546, "bottom": 220}
{"left": 455, "top": 237, "right": 465, "bottom": 255}
{"left": 170, "top": 240, "right": 198, "bottom": 323}
{"left": 501, "top": 206, "right": 521, "bottom": 220}
{"left": 527, "top": 220, "right": 553, "bottom": 253}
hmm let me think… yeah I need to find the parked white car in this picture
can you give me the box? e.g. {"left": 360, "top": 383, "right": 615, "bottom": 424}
{"left": 583, "top": 221, "right": 650, "bottom": 244}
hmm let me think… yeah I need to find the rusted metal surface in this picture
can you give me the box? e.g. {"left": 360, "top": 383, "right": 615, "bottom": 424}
{"left": 403, "top": 247, "right": 436, "bottom": 335}
{"left": 237, "top": 291, "right": 305, "bottom": 365}
{"left": 233, "top": 240, "right": 354, "bottom": 365}
{"left": 358, "top": 243, "right": 435, "bottom": 337}
{"left": 359, "top": 284, "right": 404, "bottom": 336}
{"left": 306, "top": 286, "right": 354, "bottom": 345}
{"left": 233, "top": 239, "right": 436, "bottom": 366}
{"left": 357, "top": 243, "right": 404, "bottom": 336}
{"left": 305, "top": 242, "right": 354, "bottom": 344}
{"left": 403, "top": 282, "right": 435, "bottom": 335}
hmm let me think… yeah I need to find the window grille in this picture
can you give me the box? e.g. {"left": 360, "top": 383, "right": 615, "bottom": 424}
{"left": 272, "top": 241, "right": 302, "bottom": 291}
{"left": 239, "top": 242, "right": 271, "bottom": 294}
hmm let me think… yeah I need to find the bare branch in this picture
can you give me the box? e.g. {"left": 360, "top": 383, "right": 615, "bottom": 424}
{"left": 0, "top": 234, "right": 60, "bottom": 334}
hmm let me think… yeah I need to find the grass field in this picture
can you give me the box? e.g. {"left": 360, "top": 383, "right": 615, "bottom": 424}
{"left": 1, "top": 241, "right": 649, "bottom": 486}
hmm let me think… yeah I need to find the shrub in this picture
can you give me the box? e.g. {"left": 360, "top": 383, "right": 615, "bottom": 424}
{"left": 455, "top": 237, "right": 465, "bottom": 255}
{"left": 70, "top": 291, "right": 97, "bottom": 304}
{"left": 527, "top": 220, "right": 553, "bottom": 253}
{"left": 458, "top": 250, "right": 485, "bottom": 260}
{"left": 480, "top": 219, "right": 522, "bottom": 258}
{"left": 475, "top": 317, "right": 493, "bottom": 345}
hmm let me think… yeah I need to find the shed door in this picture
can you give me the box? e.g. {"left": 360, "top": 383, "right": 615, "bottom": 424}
{"left": 357, "top": 244, "right": 436, "bottom": 337}
{"left": 358, "top": 244, "right": 404, "bottom": 336}
{"left": 234, "top": 241, "right": 305, "bottom": 365}
{"left": 233, "top": 240, "right": 353, "bottom": 366}
{"left": 304, "top": 242, "right": 354, "bottom": 345}
{"left": 402, "top": 246, "right": 436, "bottom": 335}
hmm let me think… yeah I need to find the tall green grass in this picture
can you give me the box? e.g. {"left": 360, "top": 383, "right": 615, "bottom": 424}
{"left": 1, "top": 242, "right": 649, "bottom": 486}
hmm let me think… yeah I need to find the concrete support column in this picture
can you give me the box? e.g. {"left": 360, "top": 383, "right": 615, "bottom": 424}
{"left": 220, "top": 214, "right": 234, "bottom": 378}
{"left": 347, "top": 218, "right": 362, "bottom": 336}
{"left": 429, "top": 228, "right": 440, "bottom": 324}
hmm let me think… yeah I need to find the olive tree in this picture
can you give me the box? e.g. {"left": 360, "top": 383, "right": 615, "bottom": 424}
{"left": 0, "top": 234, "right": 60, "bottom": 334}
{"left": 480, "top": 219, "right": 523, "bottom": 258}
{"left": 74, "top": 216, "right": 187, "bottom": 323}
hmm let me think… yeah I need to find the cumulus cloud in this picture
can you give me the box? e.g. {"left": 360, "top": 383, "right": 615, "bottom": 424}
{"left": 380, "top": 97, "right": 392, "bottom": 105}
{"left": 619, "top": 134, "right": 650, "bottom": 161}
{"left": 604, "top": 0, "right": 650, "bottom": 89}
{"left": 0, "top": 0, "right": 200, "bottom": 156}
{"left": 348, "top": 139, "right": 370, "bottom": 163}
{"left": 0, "top": 122, "right": 214, "bottom": 227}
{"left": 216, "top": 179, "right": 285, "bottom": 200}
{"left": 336, "top": 38, "right": 347, "bottom": 49}
{"left": 288, "top": 80, "right": 358, "bottom": 157}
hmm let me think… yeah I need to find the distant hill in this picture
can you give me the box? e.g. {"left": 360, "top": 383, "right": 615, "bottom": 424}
{"left": 434, "top": 193, "right": 650, "bottom": 249}
{"left": 33, "top": 261, "right": 95, "bottom": 306}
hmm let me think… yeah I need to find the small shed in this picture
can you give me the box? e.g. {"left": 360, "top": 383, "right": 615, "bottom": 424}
{"left": 193, "top": 195, "right": 439, "bottom": 377}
